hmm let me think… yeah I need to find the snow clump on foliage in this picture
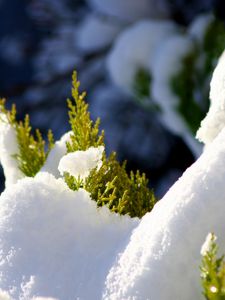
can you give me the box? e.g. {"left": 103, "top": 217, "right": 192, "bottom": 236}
{"left": 197, "top": 50, "right": 225, "bottom": 146}
{"left": 58, "top": 145, "right": 104, "bottom": 179}
{"left": 107, "top": 20, "right": 178, "bottom": 94}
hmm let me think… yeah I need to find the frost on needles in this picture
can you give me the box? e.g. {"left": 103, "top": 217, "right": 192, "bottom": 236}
{"left": 0, "top": 72, "right": 155, "bottom": 218}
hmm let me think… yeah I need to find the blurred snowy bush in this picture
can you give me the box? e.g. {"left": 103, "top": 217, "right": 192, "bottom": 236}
{"left": 107, "top": 13, "right": 225, "bottom": 156}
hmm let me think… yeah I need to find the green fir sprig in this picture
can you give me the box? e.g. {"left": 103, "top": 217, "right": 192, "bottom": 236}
{"left": 200, "top": 233, "right": 225, "bottom": 300}
{"left": 0, "top": 99, "right": 54, "bottom": 177}
{"left": 64, "top": 71, "right": 156, "bottom": 218}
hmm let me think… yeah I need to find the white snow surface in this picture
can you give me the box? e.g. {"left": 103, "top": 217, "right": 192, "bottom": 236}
{"left": 58, "top": 146, "right": 104, "bottom": 179}
{"left": 87, "top": 0, "right": 169, "bottom": 22}
{"left": 197, "top": 50, "right": 225, "bottom": 145}
{"left": 0, "top": 172, "right": 138, "bottom": 299}
{"left": 103, "top": 127, "right": 225, "bottom": 300}
{"left": 0, "top": 114, "right": 24, "bottom": 187}
{"left": 0, "top": 290, "right": 11, "bottom": 300}
{"left": 76, "top": 14, "right": 123, "bottom": 53}
{"left": 200, "top": 232, "right": 216, "bottom": 256}
{"left": 107, "top": 20, "right": 178, "bottom": 94}
{"left": 41, "top": 131, "right": 72, "bottom": 177}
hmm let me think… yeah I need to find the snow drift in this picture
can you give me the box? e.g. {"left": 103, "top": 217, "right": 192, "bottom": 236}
{"left": 0, "top": 172, "right": 138, "bottom": 299}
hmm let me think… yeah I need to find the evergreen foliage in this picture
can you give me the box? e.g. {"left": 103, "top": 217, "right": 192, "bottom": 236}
{"left": 0, "top": 99, "right": 54, "bottom": 177}
{"left": 66, "top": 71, "right": 104, "bottom": 152}
{"left": 203, "top": 19, "right": 225, "bottom": 74}
{"left": 171, "top": 50, "right": 205, "bottom": 134}
{"left": 171, "top": 18, "right": 225, "bottom": 135}
{"left": 64, "top": 71, "right": 156, "bottom": 218}
{"left": 133, "top": 68, "right": 151, "bottom": 101}
{"left": 200, "top": 233, "right": 225, "bottom": 300}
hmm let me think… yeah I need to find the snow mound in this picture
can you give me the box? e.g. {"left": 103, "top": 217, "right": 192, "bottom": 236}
{"left": 0, "top": 172, "right": 138, "bottom": 300}
{"left": 103, "top": 127, "right": 225, "bottom": 299}
{"left": 0, "top": 114, "right": 24, "bottom": 187}
{"left": 197, "top": 50, "right": 225, "bottom": 145}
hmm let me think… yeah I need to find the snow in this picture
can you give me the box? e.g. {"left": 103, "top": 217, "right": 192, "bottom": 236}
{"left": 197, "top": 50, "right": 225, "bottom": 145}
{"left": 41, "top": 131, "right": 72, "bottom": 178}
{"left": 0, "top": 172, "right": 138, "bottom": 299}
{"left": 76, "top": 14, "right": 123, "bottom": 53}
{"left": 188, "top": 13, "right": 213, "bottom": 44}
{"left": 151, "top": 34, "right": 203, "bottom": 156}
{"left": 107, "top": 20, "right": 178, "bottom": 94}
{"left": 103, "top": 126, "right": 225, "bottom": 300}
{"left": 58, "top": 146, "right": 104, "bottom": 179}
{"left": 0, "top": 290, "right": 11, "bottom": 300}
{"left": 87, "top": 0, "right": 169, "bottom": 22}
{"left": 200, "top": 232, "right": 216, "bottom": 256}
{"left": 0, "top": 114, "right": 24, "bottom": 187}
{"left": 151, "top": 34, "right": 194, "bottom": 110}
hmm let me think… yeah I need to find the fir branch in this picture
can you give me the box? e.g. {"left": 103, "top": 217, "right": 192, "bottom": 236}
{"left": 200, "top": 233, "right": 225, "bottom": 300}
{"left": 0, "top": 99, "right": 54, "bottom": 177}
{"left": 66, "top": 71, "right": 104, "bottom": 152}
{"left": 64, "top": 72, "right": 156, "bottom": 218}
{"left": 171, "top": 50, "right": 206, "bottom": 134}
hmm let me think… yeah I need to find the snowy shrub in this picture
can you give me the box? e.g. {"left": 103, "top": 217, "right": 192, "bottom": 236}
{"left": 0, "top": 99, "right": 54, "bottom": 178}
{"left": 0, "top": 72, "right": 155, "bottom": 218}
{"left": 107, "top": 13, "right": 225, "bottom": 156}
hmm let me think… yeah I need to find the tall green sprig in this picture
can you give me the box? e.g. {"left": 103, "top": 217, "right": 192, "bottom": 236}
{"left": 200, "top": 233, "right": 225, "bottom": 300}
{"left": 0, "top": 99, "right": 54, "bottom": 177}
{"left": 64, "top": 72, "right": 156, "bottom": 218}
{"left": 66, "top": 71, "right": 104, "bottom": 152}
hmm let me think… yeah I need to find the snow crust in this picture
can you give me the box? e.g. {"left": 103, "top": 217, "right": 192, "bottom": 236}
{"left": 0, "top": 172, "right": 138, "bottom": 299}
{"left": 0, "top": 114, "right": 24, "bottom": 187}
{"left": 58, "top": 146, "right": 104, "bottom": 179}
{"left": 103, "top": 127, "right": 225, "bottom": 299}
{"left": 107, "top": 20, "right": 178, "bottom": 93}
{"left": 197, "top": 50, "right": 225, "bottom": 145}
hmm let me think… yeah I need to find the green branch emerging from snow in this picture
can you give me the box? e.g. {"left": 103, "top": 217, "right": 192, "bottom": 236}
{"left": 0, "top": 99, "right": 54, "bottom": 177}
{"left": 200, "top": 233, "right": 225, "bottom": 300}
{"left": 64, "top": 71, "right": 156, "bottom": 218}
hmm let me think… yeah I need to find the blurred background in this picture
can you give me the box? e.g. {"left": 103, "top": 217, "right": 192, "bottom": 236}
{"left": 0, "top": 0, "right": 224, "bottom": 197}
